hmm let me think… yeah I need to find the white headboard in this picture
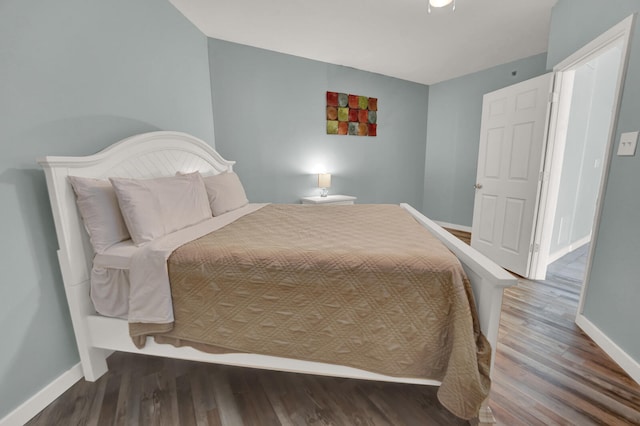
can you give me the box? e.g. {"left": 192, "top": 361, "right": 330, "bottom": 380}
{"left": 37, "top": 131, "right": 234, "bottom": 291}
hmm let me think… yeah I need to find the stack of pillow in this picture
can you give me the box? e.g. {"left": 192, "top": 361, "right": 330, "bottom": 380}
{"left": 68, "top": 171, "right": 248, "bottom": 253}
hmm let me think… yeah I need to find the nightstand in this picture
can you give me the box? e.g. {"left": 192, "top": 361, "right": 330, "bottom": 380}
{"left": 301, "top": 195, "right": 357, "bottom": 205}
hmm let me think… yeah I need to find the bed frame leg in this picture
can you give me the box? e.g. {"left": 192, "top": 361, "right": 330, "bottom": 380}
{"left": 79, "top": 347, "right": 110, "bottom": 382}
{"left": 65, "top": 281, "right": 110, "bottom": 381}
{"left": 469, "top": 399, "right": 496, "bottom": 426}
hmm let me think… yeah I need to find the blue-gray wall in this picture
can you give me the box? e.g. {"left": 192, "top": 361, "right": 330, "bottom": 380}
{"left": 423, "top": 53, "right": 548, "bottom": 226}
{"left": 548, "top": 0, "right": 640, "bottom": 364}
{"left": 208, "top": 39, "right": 429, "bottom": 206}
{"left": 0, "top": 0, "right": 215, "bottom": 419}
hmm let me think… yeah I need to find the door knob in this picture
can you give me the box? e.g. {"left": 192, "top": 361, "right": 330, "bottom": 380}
{"left": 474, "top": 183, "right": 483, "bottom": 189}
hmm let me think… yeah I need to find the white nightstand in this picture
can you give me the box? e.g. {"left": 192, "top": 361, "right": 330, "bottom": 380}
{"left": 301, "top": 195, "right": 357, "bottom": 205}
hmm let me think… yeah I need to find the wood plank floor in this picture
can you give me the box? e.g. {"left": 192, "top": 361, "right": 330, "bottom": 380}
{"left": 27, "top": 240, "right": 640, "bottom": 425}
{"left": 491, "top": 244, "right": 640, "bottom": 425}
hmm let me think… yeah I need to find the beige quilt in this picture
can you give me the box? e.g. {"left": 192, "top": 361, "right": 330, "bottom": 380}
{"left": 131, "top": 204, "right": 490, "bottom": 419}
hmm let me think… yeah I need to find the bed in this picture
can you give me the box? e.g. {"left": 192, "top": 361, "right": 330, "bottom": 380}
{"left": 38, "top": 131, "right": 516, "bottom": 424}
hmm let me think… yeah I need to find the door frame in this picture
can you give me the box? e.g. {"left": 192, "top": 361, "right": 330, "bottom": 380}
{"left": 528, "top": 15, "right": 635, "bottom": 296}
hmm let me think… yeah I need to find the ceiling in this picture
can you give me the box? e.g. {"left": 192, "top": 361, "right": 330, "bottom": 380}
{"left": 169, "top": 0, "right": 557, "bottom": 86}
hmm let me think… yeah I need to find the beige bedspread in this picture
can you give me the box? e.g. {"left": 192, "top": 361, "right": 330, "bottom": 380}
{"left": 131, "top": 204, "right": 490, "bottom": 419}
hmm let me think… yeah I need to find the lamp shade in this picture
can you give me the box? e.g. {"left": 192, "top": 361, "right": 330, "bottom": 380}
{"left": 429, "top": 0, "right": 453, "bottom": 7}
{"left": 318, "top": 173, "right": 331, "bottom": 188}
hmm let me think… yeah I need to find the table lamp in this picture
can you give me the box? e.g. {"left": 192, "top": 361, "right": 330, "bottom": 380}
{"left": 318, "top": 173, "right": 331, "bottom": 197}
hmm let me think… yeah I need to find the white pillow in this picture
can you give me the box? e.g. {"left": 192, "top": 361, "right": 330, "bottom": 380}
{"left": 110, "top": 173, "right": 212, "bottom": 246}
{"left": 202, "top": 172, "right": 249, "bottom": 216}
{"left": 68, "top": 176, "right": 131, "bottom": 254}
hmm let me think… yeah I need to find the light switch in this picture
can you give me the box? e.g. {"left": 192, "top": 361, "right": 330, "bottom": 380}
{"left": 617, "top": 131, "right": 638, "bottom": 156}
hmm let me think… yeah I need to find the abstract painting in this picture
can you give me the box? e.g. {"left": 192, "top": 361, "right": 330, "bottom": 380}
{"left": 326, "top": 91, "right": 377, "bottom": 136}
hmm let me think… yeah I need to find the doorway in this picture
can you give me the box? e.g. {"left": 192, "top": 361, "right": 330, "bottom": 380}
{"left": 530, "top": 14, "right": 634, "bottom": 303}
{"left": 470, "top": 15, "right": 634, "bottom": 285}
{"left": 545, "top": 45, "right": 622, "bottom": 278}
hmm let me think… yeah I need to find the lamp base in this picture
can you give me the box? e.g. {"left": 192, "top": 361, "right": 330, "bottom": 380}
{"left": 320, "top": 188, "right": 329, "bottom": 197}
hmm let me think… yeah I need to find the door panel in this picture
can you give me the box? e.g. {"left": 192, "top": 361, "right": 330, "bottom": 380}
{"left": 502, "top": 197, "right": 525, "bottom": 252}
{"left": 471, "top": 73, "right": 553, "bottom": 277}
{"left": 510, "top": 123, "right": 534, "bottom": 179}
{"left": 485, "top": 129, "right": 503, "bottom": 177}
{"left": 478, "top": 195, "right": 497, "bottom": 242}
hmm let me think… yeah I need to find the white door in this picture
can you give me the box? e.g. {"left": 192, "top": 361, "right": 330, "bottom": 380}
{"left": 471, "top": 73, "right": 554, "bottom": 277}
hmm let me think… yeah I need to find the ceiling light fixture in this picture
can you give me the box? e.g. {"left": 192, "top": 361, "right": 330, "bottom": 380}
{"left": 428, "top": 0, "right": 456, "bottom": 13}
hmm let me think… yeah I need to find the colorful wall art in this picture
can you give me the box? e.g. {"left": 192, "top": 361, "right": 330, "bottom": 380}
{"left": 326, "top": 91, "right": 377, "bottom": 136}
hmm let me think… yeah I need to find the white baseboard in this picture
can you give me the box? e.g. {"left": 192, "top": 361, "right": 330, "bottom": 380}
{"left": 434, "top": 221, "right": 472, "bottom": 233}
{"left": 548, "top": 234, "right": 591, "bottom": 264}
{"left": 575, "top": 314, "right": 640, "bottom": 385}
{"left": 0, "top": 363, "right": 83, "bottom": 426}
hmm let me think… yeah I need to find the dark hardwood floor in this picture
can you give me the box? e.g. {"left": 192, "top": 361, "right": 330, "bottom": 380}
{"left": 491, "top": 244, "right": 640, "bottom": 425}
{"left": 27, "top": 240, "right": 640, "bottom": 425}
